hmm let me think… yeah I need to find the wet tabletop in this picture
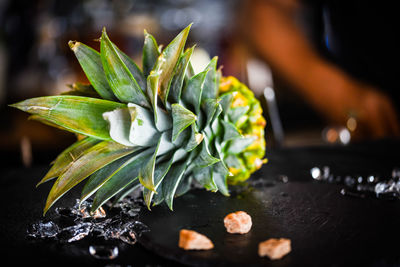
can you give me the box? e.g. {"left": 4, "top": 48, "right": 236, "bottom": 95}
{"left": 1, "top": 139, "right": 400, "bottom": 266}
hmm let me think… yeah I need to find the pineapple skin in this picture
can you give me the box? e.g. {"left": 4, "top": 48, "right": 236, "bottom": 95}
{"left": 219, "top": 76, "right": 267, "bottom": 184}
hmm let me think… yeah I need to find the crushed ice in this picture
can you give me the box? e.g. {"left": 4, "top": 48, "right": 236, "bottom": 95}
{"left": 27, "top": 196, "right": 149, "bottom": 246}
{"left": 311, "top": 166, "right": 400, "bottom": 200}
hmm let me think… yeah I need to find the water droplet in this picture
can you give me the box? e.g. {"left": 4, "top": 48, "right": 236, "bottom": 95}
{"left": 322, "top": 166, "right": 330, "bottom": 180}
{"left": 311, "top": 167, "right": 321, "bottom": 180}
{"left": 327, "top": 174, "right": 335, "bottom": 183}
{"left": 367, "top": 175, "right": 376, "bottom": 183}
{"left": 344, "top": 176, "right": 356, "bottom": 187}
{"left": 89, "top": 245, "right": 119, "bottom": 260}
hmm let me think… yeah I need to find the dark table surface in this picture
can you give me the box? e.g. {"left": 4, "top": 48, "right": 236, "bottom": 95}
{"left": 1, "top": 139, "right": 400, "bottom": 266}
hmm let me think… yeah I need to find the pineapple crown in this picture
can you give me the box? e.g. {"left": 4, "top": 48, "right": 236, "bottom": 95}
{"left": 11, "top": 24, "right": 266, "bottom": 215}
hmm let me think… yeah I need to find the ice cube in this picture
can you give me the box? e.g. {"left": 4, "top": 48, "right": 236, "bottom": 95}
{"left": 27, "top": 221, "right": 60, "bottom": 239}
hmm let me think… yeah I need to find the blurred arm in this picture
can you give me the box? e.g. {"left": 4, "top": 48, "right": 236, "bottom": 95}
{"left": 242, "top": 0, "right": 400, "bottom": 138}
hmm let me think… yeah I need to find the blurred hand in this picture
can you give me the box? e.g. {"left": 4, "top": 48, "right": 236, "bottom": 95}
{"left": 311, "top": 79, "right": 400, "bottom": 140}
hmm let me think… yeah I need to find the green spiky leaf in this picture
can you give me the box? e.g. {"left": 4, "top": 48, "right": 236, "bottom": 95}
{"left": 162, "top": 160, "right": 188, "bottom": 210}
{"left": 182, "top": 70, "right": 208, "bottom": 114}
{"left": 202, "top": 57, "right": 218, "bottom": 100}
{"left": 171, "top": 103, "right": 197, "bottom": 142}
{"left": 169, "top": 46, "right": 194, "bottom": 103}
{"left": 154, "top": 24, "right": 191, "bottom": 106}
{"left": 138, "top": 134, "right": 163, "bottom": 191}
{"left": 68, "top": 41, "right": 116, "bottom": 101}
{"left": 37, "top": 137, "right": 100, "bottom": 186}
{"left": 101, "top": 29, "right": 149, "bottom": 106}
{"left": 11, "top": 96, "right": 125, "bottom": 140}
{"left": 142, "top": 30, "right": 159, "bottom": 77}
{"left": 80, "top": 154, "right": 131, "bottom": 203}
{"left": 91, "top": 149, "right": 153, "bottom": 212}
{"left": 193, "top": 166, "right": 217, "bottom": 191}
{"left": 44, "top": 141, "right": 136, "bottom": 214}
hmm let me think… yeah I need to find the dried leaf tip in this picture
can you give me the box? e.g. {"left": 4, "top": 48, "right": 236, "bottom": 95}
{"left": 68, "top": 41, "right": 80, "bottom": 51}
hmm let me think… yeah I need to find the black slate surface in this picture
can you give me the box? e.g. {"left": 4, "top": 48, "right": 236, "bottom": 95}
{"left": 137, "top": 139, "right": 400, "bottom": 266}
{"left": 1, "top": 139, "right": 400, "bottom": 266}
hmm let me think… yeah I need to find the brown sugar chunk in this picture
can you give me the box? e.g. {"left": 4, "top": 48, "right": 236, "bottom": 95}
{"left": 179, "top": 229, "right": 214, "bottom": 250}
{"left": 224, "top": 211, "right": 252, "bottom": 234}
{"left": 258, "top": 238, "right": 291, "bottom": 260}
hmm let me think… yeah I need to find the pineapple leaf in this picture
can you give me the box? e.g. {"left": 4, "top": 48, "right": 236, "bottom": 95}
{"left": 11, "top": 96, "right": 125, "bottom": 140}
{"left": 155, "top": 107, "right": 173, "bottom": 132}
{"left": 227, "top": 136, "right": 257, "bottom": 154}
{"left": 175, "top": 174, "right": 193, "bottom": 197}
{"left": 138, "top": 134, "right": 163, "bottom": 191}
{"left": 62, "top": 83, "right": 100, "bottom": 98}
{"left": 157, "top": 130, "right": 176, "bottom": 156}
{"left": 80, "top": 154, "right": 131, "bottom": 203}
{"left": 100, "top": 29, "right": 150, "bottom": 107}
{"left": 202, "top": 98, "right": 221, "bottom": 130}
{"left": 187, "top": 60, "right": 196, "bottom": 78}
{"left": 146, "top": 69, "right": 161, "bottom": 122}
{"left": 184, "top": 124, "right": 204, "bottom": 152}
{"left": 91, "top": 149, "right": 153, "bottom": 212}
{"left": 152, "top": 181, "right": 164, "bottom": 206}
{"left": 142, "top": 30, "right": 160, "bottom": 77}
{"left": 193, "top": 166, "right": 218, "bottom": 191}
{"left": 103, "top": 107, "right": 135, "bottom": 146}
{"left": 143, "top": 151, "right": 179, "bottom": 209}
{"left": 228, "top": 106, "right": 250, "bottom": 125}
{"left": 219, "top": 92, "right": 234, "bottom": 115}
{"left": 202, "top": 57, "right": 218, "bottom": 100}
{"left": 171, "top": 103, "right": 197, "bottom": 142}
{"left": 224, "top": 154, "right": 242, "bottom": 169}
{"left": 182, "top": 70, "right": 208, "bottom": 115}
{"left": 154, "top": 24, "right": 191, "bottom": 106}
{"left": 221, "top": 120, "right": 242, "bottom": 141}
{"left": 28, "top": 115, "right": 75, "bottom": 133}
{"left": 44, "top": 141, "right": 135, "bottom": 215}
{"left": 113, "top": 44, "right": 146, "bottom": 91}
{"left": 112, "top": 179, "right": 141, "bottom": 206}
{"left": 127, "top": 103, "right": 160, "bottom": 147}
{"left": 162, "top": 160, "right": 188, "bottom": 210}
{"left": 68, "top": 41, "right": 117, "bottom": 101}
{"left": 212, "top": 162, "right": 230, "bottom": 196}
{"left": 37, "top": 137, "right": 100, "bottom": 187}
{"left": 169, "top": 46, "right": 194, "bottom": 103}
{"left": 192, "top": 136, "right": 220, "bottom": 168}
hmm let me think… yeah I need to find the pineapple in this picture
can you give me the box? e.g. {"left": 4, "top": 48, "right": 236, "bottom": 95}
{"left": 11, "top": 24, "right": 266, "bottom": 215}
{"left": 219, "top": 76, "right": 267, "bottom": 184}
